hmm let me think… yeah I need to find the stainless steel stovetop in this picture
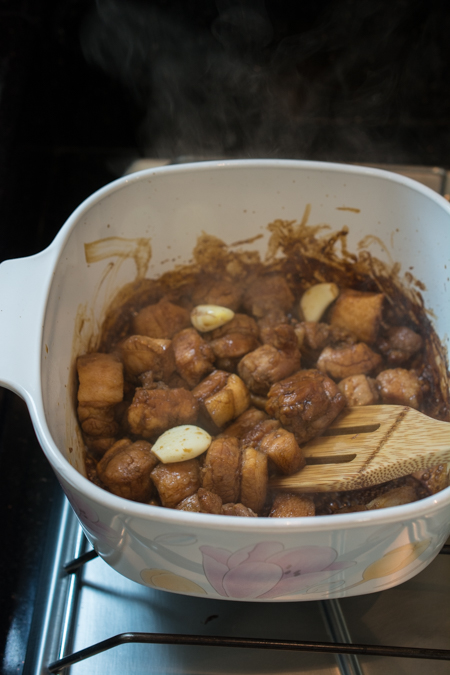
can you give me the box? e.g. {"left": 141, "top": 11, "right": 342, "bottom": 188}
{"left": 23, "top": 161, "right": 450, "bottom": 675}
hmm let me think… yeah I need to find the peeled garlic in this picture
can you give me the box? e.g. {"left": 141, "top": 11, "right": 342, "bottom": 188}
{"left": 152, "top": 425, "right": 212, "bottom": 464}
{"left": 299, "top": 283, "right": 339, "bottom": 322}
{"left": 191, "top": 305, "right": 234, "bottom": 332}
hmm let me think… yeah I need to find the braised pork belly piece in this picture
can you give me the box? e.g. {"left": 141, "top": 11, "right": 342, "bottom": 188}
{"left": 378, "top": 326, "right": 423, "bottom": 366}
{"left": 171, "top": 328, "right": 215, "bottom": 388}
{"left": 376, "top": 368, "right": 423, "bottom": 409}
{"left": 265, "top": 369, "right": 346, "bottom": 444}
{"left": 97, "top": 439, "right": 158, "bottom": 502}
{"left": 127, "top": 387, "right": 199, "bottom": 438}
{"left": 269, "top": 493, "right": 315, "bottom": 518}
{"left": 78, "top": 251, "right": 448, "bottom": 516}
{"left": 133, "top": 299, "right": 191, "bottom": 339}
{"left": 338, "top": 374, "right": 380, "bottom": 406}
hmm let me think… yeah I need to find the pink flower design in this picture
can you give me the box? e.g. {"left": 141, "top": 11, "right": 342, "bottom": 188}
{"left": 64, "top": 488, "right": 121, "bottom": 547}
{"left": 200, "top": 542, "right": 353, "bottom": 599}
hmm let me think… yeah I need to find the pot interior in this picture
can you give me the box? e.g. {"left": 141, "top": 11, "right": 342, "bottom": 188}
{"left": 39, "top": 161, "right": 450, "bottom": 477}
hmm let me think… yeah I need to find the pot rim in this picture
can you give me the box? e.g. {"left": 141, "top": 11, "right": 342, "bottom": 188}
{"left": 31, "top": 158, "right": 450, "bottom": 532}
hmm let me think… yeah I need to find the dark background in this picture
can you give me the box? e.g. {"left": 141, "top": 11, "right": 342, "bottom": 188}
{"left": 1, "top": 1, "right": 450, "bottom": 672}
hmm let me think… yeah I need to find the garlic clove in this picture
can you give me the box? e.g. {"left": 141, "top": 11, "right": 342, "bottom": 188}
{"left": 191, "top": 305, "right": 235, "bottom": 332}
{"left": 299, "top": 283, "right": 339, "bottom": 322}
{"left": 152, "top": 425, "right": 212, "bottom": 464}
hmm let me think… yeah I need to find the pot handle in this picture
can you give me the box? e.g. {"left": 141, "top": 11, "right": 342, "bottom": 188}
{"left": 0, "top": 246, "right": 58, "bottom": 401}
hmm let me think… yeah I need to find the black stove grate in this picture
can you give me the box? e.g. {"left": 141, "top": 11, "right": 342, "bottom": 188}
{"left": 45, "top": 541, "right": 450, "bottom": 673}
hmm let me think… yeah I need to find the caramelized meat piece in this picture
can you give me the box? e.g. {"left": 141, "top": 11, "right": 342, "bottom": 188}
{"left": 240, "top": 418, "right": 280, "bottom": 447}
{"left": 338, "top": 374, "right": 380, "bottom": 406}
{"left": 120, "top": 336, "right": 176, "bottom": 380}
{"left": 222, "top": 503, "right": 257, "bottom": 517}
{"left": 266, "top": 369, "right": 346, "bottom": 444}
{"left": 172, "top": 328, "right": 215, "bottom": 388}
{"left": 191, "top": 277, "right": 242, "bottom": 311}
{"left": 317, "top": 343, "right": 382, "bottom": 380}
{"left": 258, "top": 428, "right": 305, "bottom": 475}
{"left": 132, "top": 299, "right": 191, "bottom": 339}
{"left": 366, "top": 484, "right": 418, "bottom": 510}
{"left": 378, "top": 326, "right": 423, "bottom": 366}
{"left": 243, "top": 274, "right": 294, "bottom": 318}
{"left": 77, "top": 405, "right": 119, "bottom": 438}
{"left": 151, "top": 459, "right": 201, "bottom": 508}
{"left": 208, "top": 314, "right": 260, "bottom": 362}
{"left": 201, "top": 437, "right": 241, "bottom": 503}
{"left": 97, "top": 439, "right": 158, "bottom": 502}
{"left": 269, "top": 493, "right": 315, "bottom": 518}
{"left": 77, "top": 353, "right": 123, "bottom": 406}
{"left": 176, "top": 488, "right": 223, "bottom": 514}
{"left": 127, "top": 387, "right": 199, "bottom": 438}
{"left": 329, "top": 290, "right": 384, "bottom": 344}
{"left": 219, "top": 407, "right": 270, "bottom": 439}
{"left": 197, "top": 487, "right": 224, "bottom": 514}
{"left": 238, "top": 344, "right": 301, "bottom": 395}
{"left": 175, "top": 494, "right": 202, "bottom": 512}
{"left": 260, "top": 321, "right": 298, "bottom": 351}
{"left": 240, "top": 446, "right": 268, "bottom": 514}
{"left": 83, "top": 435, "right": 117, "bottom": 457}
{"left": 376, "top": 368, "right": 422, "bottom": 409}
{"left": 296, "top": 321, "right": 355, "bottom": 349}
{"left": 193, "top": 370, "right": 250, "bottom": 429}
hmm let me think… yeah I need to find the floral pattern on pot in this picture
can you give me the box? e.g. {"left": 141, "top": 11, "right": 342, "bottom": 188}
{"left": 140, "top": 568, "right": 207, "bottom": 594}
{"left": 64, "top": 488, "right": 122, "bottom": 549}
{"left": 200, "top": 542, "right": 354, "bottom": 599}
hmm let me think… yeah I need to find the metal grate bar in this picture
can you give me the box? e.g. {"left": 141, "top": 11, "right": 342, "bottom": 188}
{"left": 47, "top": 632, "right": 450, "bottom": 673}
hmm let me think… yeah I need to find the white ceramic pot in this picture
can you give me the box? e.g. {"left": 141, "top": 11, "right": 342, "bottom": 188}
{"left": 0, "top": 160, "right": 449, "bottom": 602}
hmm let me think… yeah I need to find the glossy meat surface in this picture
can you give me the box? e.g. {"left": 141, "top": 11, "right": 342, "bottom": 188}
{"left": 266, "top": 369, "right": 346, "bottom": 444}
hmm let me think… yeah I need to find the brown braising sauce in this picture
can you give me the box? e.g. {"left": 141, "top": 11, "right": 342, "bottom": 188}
{"left": 77, "top": 221, "right": 449, "bottom": 517}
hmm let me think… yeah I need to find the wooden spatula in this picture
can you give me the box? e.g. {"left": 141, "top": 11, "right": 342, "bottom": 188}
{"left": 269, "top": 405, "right": 450, "bottom": 493}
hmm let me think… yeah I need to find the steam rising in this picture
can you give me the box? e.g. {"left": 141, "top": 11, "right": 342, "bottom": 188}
{"left": 80, "top": 0, "right": 447, "bottom": 162}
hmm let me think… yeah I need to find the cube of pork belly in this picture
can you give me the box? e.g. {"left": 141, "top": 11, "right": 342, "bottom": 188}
{"left": 77, "top": 353, "right": 123, "bottom": 406}
{"left": 294, "top": 321, "right": 356, "bottom": 364}
{"left": 376, "top": 368, "right": 422, "bottom": 410}
{"left": 172, "top": 328, "right": 215, "bottom": 388}
{"left": 260, "top": 319, "right": 298, "bottom": 352}
{"left": 127, "top": 387, "right": 199, "bottom": 439}
{"left": 201, "top": 437, "right": 241, "bottom": 503}
{"left": 151, "top": 459, "right": 200, "bottom": 508}
{"left": 84, "top": 435, "right": 117, "bottom": 456}
{"left": 269, "top": 493, "right": 315, "bottom": 518}
{"left": 97, "top": 439, "right": 158, "bottom": 502}
{"left": 238, "top": 344, "right": 301, "bottom": 395}
{"left": 132, "top": 299, "right": 191, "bottom": 339}
{"left": 258, "top": 428, "right": 305, "bottom": 475}
{"left": 317, "top": 343, "right": 382, "bottom": 380}
{"left": 222, "top": 503, "right": 257, "bottom": 517}
{"left": 120, "top": 336, "right": 175, "bottom": 380}
{"left": 176, "top": 488, "right": 223, "bottom": 514}
{"left": 240, "top": 447, "right": 268, "bottom": 515}
{"left": 191, "top": 277, "right": 243, "bottom": 312}
{"left": 208, "top": 314, "right": 260, "bottom": 362}
{"left": 378, "top": 326, "right": 423, "bottom": 366}
{"left": 193, "top": 370, "right": 250, "bottom": 429}
{"left": 219, "top": 407, "right": 270, "bottom": 440}
{"left": 266, "top": 369, "right": 346, "bottom": 445}
{"left": 329, "top": 290, "right": 384, "bottom": 344}
{"left": 243, "top": 274, "right": 295, "bottom": 318}
{"left": 338, "top": 374, "right": 380, "bottom": 406}
{"left": 77, "top": 404, "right": 119, "bottom": 438}
{"left": 239, "top": 417, "right": 280, "bottom": 447}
